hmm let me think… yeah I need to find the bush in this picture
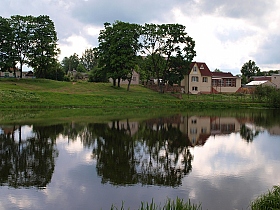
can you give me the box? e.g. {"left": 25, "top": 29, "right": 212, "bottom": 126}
{"left": 88, "top": 67, "right": 108, "bottom": 82}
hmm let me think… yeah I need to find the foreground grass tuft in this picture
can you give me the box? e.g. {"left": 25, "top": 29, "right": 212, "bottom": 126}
{"left": 110, "top": 198, "right": 202, "bottom": 210}
{"left": 250, "top": 186, "right": 280, "bottom": 210}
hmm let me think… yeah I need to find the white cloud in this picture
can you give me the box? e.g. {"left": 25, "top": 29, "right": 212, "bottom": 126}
{"left": 1, "top": 0, "right": 280, "bottom": 72}
{"left": 59, "top": 35, "right": 93, "bottom": 59}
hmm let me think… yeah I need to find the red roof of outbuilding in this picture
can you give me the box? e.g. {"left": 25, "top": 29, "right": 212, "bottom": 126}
{"left": 252, "top": 76, "right": 271, "bottom": 81}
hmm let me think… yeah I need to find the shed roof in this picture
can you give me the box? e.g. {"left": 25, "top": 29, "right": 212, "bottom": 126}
{"left": 246, "top": 80, "right": 275, "bottom": 86}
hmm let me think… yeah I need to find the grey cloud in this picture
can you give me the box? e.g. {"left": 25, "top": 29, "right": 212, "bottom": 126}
{"left": 197, "top": 0, "right": 276, "bottom": 23}
{"left": 254, "top": 35, "right": 280, "bottom": 65}
{"left": 71, "top": 0, "right": 190, "bottom": 26}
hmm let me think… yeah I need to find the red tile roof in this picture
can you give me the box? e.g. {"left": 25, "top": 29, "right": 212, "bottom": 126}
{"left": 190, "top": 62, "right": 212, "bottom": 76}
{"left": 211, "top": 72, "right": 234, "bottom": 78}
{"left": 252, "top": 76, "right": 271, "bottom": 81}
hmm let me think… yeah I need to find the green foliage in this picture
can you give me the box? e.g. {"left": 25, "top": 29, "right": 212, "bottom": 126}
{"left": 251, "top": 186, "right": 280, "bottom": 210}
{"left": 61, "top": 53, "right": 80, "bottom": 74}
{"left": 76, "top": 63, "right": 87, "bottom": 72}
{"left": 140, "top": 23, "right": 196, "bottom": 86}
{"left": 0, "top": 15, "right": 60, "bottom": 78}
{"left": 96, "top": 21, "right": 141, "bottom": 87}
{"left": 0, "top": 17, "right": 13, "bottom": 70}
{"left": 254, "top": 86, "right": 280, "bottom": 108}
{"left": 88, "top": 67, "right": 108, "bottom": 82}
{"left": 240, "top": 60, "right": 261, "bottom": 84}
{"left": 80, "top": 48, "right": 98, "bottom": 71}
{"left": 27, "top": 15, "right": 60, "bottom": 78}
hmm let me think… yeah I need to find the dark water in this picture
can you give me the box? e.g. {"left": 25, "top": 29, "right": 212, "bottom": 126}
{"left": 0, "top": 110, "right": 280, "bottom": 210}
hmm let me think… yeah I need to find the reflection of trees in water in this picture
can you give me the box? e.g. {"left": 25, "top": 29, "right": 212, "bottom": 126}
{"left": 0, "top": 125, "right": 61, "bottom": 188}
{"left": 240, "top": 124, "right": 260, "bottom": 143}
{"left": 2, "top": 110, "right": 277, "bottom": 188}
{"left": 90, "top": 119, "right": 193, "bottom": 187}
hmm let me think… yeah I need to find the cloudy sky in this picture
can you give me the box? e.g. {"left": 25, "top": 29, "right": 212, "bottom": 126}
{"left": 1, "top": 0, "right": 280, "bottom": 75}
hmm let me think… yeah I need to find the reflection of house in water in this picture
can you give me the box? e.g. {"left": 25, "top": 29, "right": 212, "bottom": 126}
{"left": 106, "top": 116, "right": 243, "bottom": 147}
{"left": 267, "top": 126, "right": 280, "bottom": 136}
{"left": 179, "top": 116, "right": 242, "bottom": 146}
{"left": 180, "top": 116, "right": 211, "bottom": 146}
{"left": 0, "top": 125, "right": 19, "bottom": 136}
{"left": 108, "top": 120, "right": 139, "bottom": 136}
{"left": 210, "top": 117, "right": 241, "bottom": 135}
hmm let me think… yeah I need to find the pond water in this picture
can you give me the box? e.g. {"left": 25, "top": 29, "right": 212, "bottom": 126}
{"left": 0, "top": 110, "right": 280, "bottom": 210}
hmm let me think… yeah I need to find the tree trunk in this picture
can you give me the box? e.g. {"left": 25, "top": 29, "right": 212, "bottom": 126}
{"left": 117, "top": 78, "right": 121, "bottom": 87}
{"left": 127, "top": 76, "right": 132, "bottom": 91}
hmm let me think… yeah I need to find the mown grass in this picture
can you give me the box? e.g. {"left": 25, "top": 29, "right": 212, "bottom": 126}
{"left": 250, "top": 186, "right": 280, "bottom": 210}
{"left": 0, "top": 78, "right": 265, "bottom": 109}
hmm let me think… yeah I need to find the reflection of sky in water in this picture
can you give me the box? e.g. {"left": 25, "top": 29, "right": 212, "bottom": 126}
{"left": 0, "top": 124, "right": 280, "bottom": 210}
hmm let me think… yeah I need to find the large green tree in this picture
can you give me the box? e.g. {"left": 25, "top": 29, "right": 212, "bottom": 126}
{"left": 28, "top": 15, "right": 60, "bottom": 78}
{"left": 240, "top": 60, "right": 261, "bottom": 84}
{"left": 96, "top": 21, "right": 141, "bottom": 89}
{"left": 0, "top": 17, "right": 13, "bottom": 71}
{"left": 8, "top": 15, "right": 32, "bottom": 78}
{"left": 0, "top": 15, "right": 60, "bottom": 78}
{"left": 140, "top": 23, "right": 196, "bottom": 88}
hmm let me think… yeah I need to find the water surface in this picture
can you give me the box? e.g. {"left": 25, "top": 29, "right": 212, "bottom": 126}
{"left": 0, "top": 110, "right": 280, "bottom": 210}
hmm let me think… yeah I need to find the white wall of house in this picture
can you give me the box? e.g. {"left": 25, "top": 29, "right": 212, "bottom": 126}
{"left": 183, "top": 63, "right": 212, "bottom": 94}
{"left": 109, "top": 70, "right": 140, "bottom": 85}
{"left": 0, "top": 71, "right": 22, "bottom": 78}
{"left": 271, "top": 74, "right": 280, "bottom": 89}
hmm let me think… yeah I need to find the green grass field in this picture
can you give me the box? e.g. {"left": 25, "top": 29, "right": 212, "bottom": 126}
{"left": 0, "top": 78, "right": 264, "bottom": 110}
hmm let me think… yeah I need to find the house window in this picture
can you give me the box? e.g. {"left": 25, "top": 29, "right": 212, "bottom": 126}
{"left": 190, "top": 128, "right": 197, "bottom": 134}
{"left": 193, "top": 67, "right": 197, "bottom": 72}
{"left": 132, "top": 76, "right": 136, "bottom": 81}
{"left": 191, "top": 119, "right": 197, "bottom": 124}
{"left": 203, "top": 77, "right": 208, "bottom": 82}
{"left": 192, "top": 76, "right": 199, "bottom": 82}
{"left": 226, "top": 79, "right": 232, "bottom": 87}
{"left": 200, "top": 65, "right": 204, "bottom": 69}
{"left": 201, "top": 127, "right": 207, "bottom": 133}
{"left": 192, "top": 137, "right": 196, "bottom": 144}
{"left": 192, "top": 86, "right": 198, "bottom": 91}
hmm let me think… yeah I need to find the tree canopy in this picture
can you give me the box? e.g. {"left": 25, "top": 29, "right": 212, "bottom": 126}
{"left": 240, "top": 60, "right": 261, "bottom": 84}
{"left": 140, "top": 23, "right": 196, "bottom": 86}
{"left": 96, "top": 21, "right": 141, "bottom": 89}
{"left": 0, "top": 15, "right": 60, "bottom": 78}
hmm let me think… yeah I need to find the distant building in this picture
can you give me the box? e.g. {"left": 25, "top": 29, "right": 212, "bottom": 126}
{"left": 251, "top": 74, "right": 280, "bottom": 89}
{"left": 109, "top": 70, "right": 140, "bottom": 85}
{"left": 180, "top": 62, "right": 241, "bottom": 94}
{"left": 246, "top": 80, "right": 277, "bottom": 88}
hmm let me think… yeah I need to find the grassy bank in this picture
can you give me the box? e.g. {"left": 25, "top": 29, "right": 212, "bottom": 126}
{"left": 0, "top": 78, "right": 265, "bottom": 109}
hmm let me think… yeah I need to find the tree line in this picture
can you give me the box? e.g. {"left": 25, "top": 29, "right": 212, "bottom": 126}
{"left": 1, "top": 17, "right": 196, "bottom": 90}
{"left": 2, "top": 15, "right": 279, "bottom": 92}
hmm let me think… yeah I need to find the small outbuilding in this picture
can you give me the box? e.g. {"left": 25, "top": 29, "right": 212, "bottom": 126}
{"left": 246, "top": 80, "right": 276, "bottom": 88}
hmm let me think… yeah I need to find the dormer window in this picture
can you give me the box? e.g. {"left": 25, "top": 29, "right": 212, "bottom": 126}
{"left": 200, "top": 65, "right": 204, "bottom": 69}
{"left": 194, "top": 67, "right": 197, "bottom": 72}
